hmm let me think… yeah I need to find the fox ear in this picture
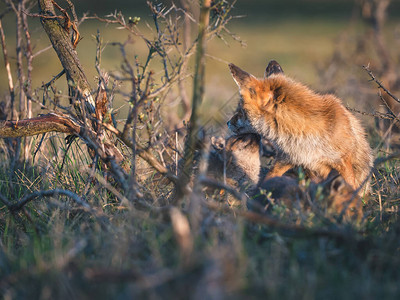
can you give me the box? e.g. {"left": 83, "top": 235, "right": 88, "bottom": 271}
{"left": 324, "top": 170, "right": 345, "bottom": 195}
{"left": 211, "top": 136, "right": 225, "bottom": 151}
{"left": 264, "top": 60, "right": 284, "bottom": 78}
{"left": 272, "top": 87, "right": 285, "bottom": 103}
{"left": 229, "top": 63, "right": 255, "bottom": 88}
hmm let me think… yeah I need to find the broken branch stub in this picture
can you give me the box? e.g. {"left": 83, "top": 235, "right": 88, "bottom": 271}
{"left": 0, "top": 113, "right": 80, "bottom": 137}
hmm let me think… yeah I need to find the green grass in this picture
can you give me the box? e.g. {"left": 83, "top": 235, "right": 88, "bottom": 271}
{"left": 0, "top": 131, "right": 400, "bottom": 299}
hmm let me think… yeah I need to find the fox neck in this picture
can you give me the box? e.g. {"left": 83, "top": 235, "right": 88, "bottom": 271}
{"left": 249, "top": 114, "right": 279, "bottom": 143}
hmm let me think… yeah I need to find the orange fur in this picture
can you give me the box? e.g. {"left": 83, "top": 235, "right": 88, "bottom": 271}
{"left": 227, "top": 61, "right": 373, "bottom": 194}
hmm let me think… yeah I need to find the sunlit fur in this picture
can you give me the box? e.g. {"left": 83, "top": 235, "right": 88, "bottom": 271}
{"left": 227, "top": 63, "right": 373, "bottom": 193}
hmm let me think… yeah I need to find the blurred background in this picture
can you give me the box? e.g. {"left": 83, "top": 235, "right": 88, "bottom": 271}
{"left": 1, "top": 0, "right": 400, "bottom": 130}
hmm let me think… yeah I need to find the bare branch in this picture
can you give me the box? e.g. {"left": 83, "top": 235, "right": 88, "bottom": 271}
{"left": 0, "top": 112, "right": 178, "bottom": 187}
{"left": 0, "top": 188, "right": 108, "bottom": 226}
{"left": 363, "top": 64, "right": 400, "bottom": 104}
{"left": 8, "top": 189, "right": 89, "bottom": 212}
{"left": 38, "top": 0, "right": 95, "bottom": 114}
{"left": 346, "top": 105, "right": 400, "bottom": 122}
{"left": 374, "top": 151, "right": 400, "bottom": 166}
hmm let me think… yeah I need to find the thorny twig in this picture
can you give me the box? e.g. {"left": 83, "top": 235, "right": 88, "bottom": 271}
{"left": 346, "top": 65, "right": 400, "bottom": 124}
{"left": 363, "top": 64, "right": 400, "bottom": 104}
{"left": 346, "top": 105, "right": 400, "bottom": 122}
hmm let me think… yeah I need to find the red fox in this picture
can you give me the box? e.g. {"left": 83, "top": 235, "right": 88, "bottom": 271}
{"left": 207, "top": 133, "right": 363, "bottom": 219}
{"left": 227, "top": 60, "right": 373, "bottom": 194}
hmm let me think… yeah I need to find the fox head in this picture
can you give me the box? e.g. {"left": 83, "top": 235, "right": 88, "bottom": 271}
{"left": 324, "top": 173, "right": 363, "bottom": 220}
{"left": 227, "top": 60, "right": 285, "bottom": 134}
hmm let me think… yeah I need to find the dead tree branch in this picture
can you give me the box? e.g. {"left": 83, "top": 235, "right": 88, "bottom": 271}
{"left": 38, "top": 0, "right": 95, "bottom": 114}
{"left": 0, "top": 113, "right": 80, "bottom": 137}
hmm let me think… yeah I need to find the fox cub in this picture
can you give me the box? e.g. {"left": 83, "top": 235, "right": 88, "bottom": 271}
{"left": 227, "top": 60, "right": 373, "bottom": 193}
{"left": 208, "top": 133, "right": 262, "bottom": 190}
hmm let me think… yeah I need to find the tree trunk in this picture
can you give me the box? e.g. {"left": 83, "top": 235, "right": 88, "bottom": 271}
{"left": 37, "top": 0, "right": 128, "bottom": 184}
{"left": 38, "top": 0, "right": 95, "bottom": 114}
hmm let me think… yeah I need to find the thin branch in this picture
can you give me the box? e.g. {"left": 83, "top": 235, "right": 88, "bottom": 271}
{"left": 363, "top": 64, "right": 400, "bottom": 104}
{"left": 0, "top": 19, "right": 15, "bottom": 119}
{"left": 374, "top": 152, "right": 400, "bottom": 166}
{"left": 21, "top": 0, "right": 33, "bottom": 118}
{"left": 0, "top": 191, "right": 12, "bottom": 207}
{"left": 7, "top": 189, "right": 89, "bottom": 212}
{"left": 16, "top": 1, "right": 26, "bottom": 119}
{"left": 42, "top": 69, "right": 66, "bottom": 89}
{"left": 0, "top": 188, "right": 107, "bottom": 226}
{"left": 346, "top": 105, "right": 400, "bottom": 122}
{"left": 377, "top": 91, "right": 400, "bottom": 122}
{"left": 32, "top": 44, "right": 52, "bottom": 58}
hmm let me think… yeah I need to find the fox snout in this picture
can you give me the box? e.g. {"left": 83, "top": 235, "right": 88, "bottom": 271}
{"left": 227, "top": 108, "right": 250, "bottom": 134}
{"left": 227, "top": 118, "right": 234, "bottom": 131}
{"left": 227, "top": 114, "right": 240, "bottom": 133}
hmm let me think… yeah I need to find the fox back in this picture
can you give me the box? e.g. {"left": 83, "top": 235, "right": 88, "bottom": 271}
{"left": 227, "top": 60, "right": 373, "bottom": 193}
